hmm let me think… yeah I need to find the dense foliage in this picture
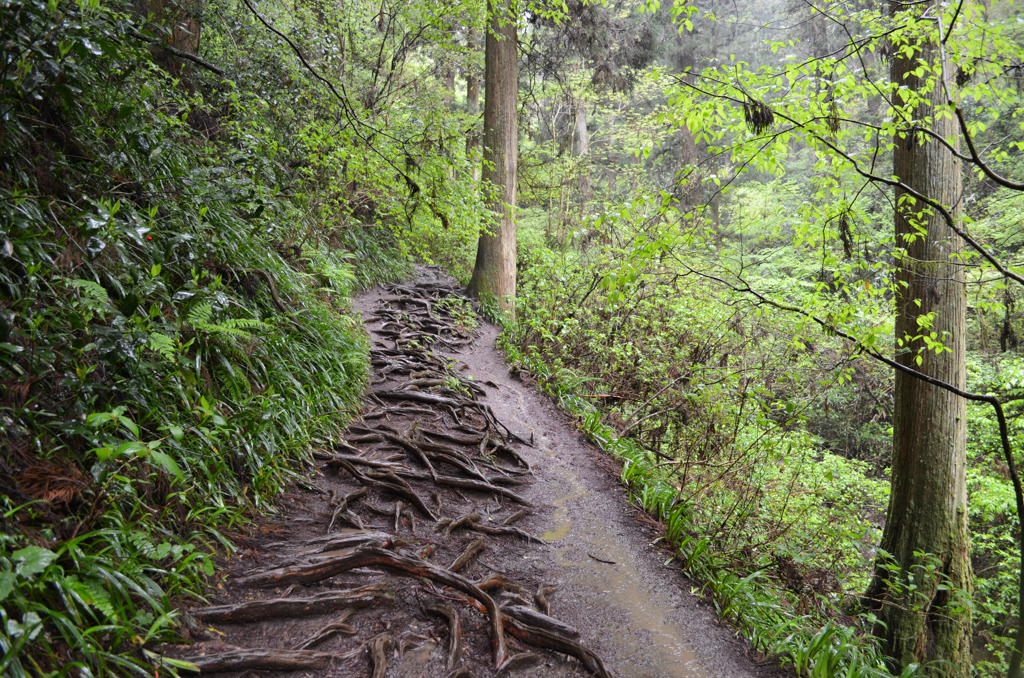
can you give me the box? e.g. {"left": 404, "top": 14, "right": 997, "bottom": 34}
{"left": 0, "top": 0, "right": 473, "bottom": 670}
{"left": 505, "top": 0, "right": 1024, "bottom": 675}
{"left": 1, "top": 0, "right": 1022, "bottom": 674}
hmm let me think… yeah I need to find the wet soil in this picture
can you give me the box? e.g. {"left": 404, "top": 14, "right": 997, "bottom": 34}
{"left": 166, "top": 268, "right": 781, "bottom": 678}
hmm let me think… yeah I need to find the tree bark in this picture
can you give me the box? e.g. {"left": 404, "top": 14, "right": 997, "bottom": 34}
{"left": 468, "top": 0, "right": 517, "bottom": 313}
{"left": 466, "top": 25, "right": 481, "bottom": 183}
{"left": 867, "top": 5, "right": 972, "bottom": 675}
{"left": 671, "top": 36, "right": 700, "bottom": 207}
{"left": 442, "top": 23, "right": 456, "bottom": 104}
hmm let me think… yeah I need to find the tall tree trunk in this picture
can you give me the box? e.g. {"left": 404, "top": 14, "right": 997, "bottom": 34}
{"left": 468, "top": 0, "right": 517, "bottom": 313}
{"left": 866, "top": 5, "right": 972, "bottom": 675}
{"left": 466, "top": 25, "right": 481, "bottom": 183}
{"left": 671, "top": 35, "right": 700, "bottom": 207}
{"left": 442, "top": 24, "right": 456, "bottom": 104}
{"left": 574, "top": 99, "right": 590, "bottom": 198}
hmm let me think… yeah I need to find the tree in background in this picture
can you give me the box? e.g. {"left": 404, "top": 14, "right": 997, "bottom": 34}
{"left": 467, "top": 24, "right": 482, "bottom": 183}
{"left": 468, "top": 0, "right": 519, "bottom": 311}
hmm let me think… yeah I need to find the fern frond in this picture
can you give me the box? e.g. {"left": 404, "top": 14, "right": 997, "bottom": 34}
{"left": 147, "top": 332, "right": 176, "bottom": 360}
{"left": 186, "top": 303, "right": 214, "bottom": 328}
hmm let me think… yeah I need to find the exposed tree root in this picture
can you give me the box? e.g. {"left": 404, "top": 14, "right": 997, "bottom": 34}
{"left": 178, "top": 648, "right": 334, "bottom": 673}
{"left": 448, "top": 537, "right": 486, "bottom": 573}
{"left": 369, "top": 632, "right": 391, "bottom": 678}
{"left": 392, "top": 469, "right": 533, "bottom": 506}
{"left": 502, "top": 604, "right": 579, "bottom": 638}
{"left": 495, "top": 652, "right": 544, "bottom": 677}
{"left": 234, "top": 544, "right": 507, "bottom": 665}
{"left": 437, "top": 511, "right": 543, "bottom": 543}
{"left": 476, "top": 573, "right": 522, "bottom": 593}
{"left": 425, "top": 602, "right": 463, "bottom": 668}
{"left": 366, "top": 470, "right": 438, "bottom": 519}
{"left": 502, "top": 616, "right": 613, "bottom": 678}
{"left": 191, "top": 584, "right": 392, "bottom": 623}
{"left": 466, "top": 521, "right": 545, "bottom": 544}
{"left": 310, "top": 531, "right": 394, "bottom": 553}
{"left": 503, "top": 510, "right": 528, "bottom": 526}
{"left": 291, "top": 610, "right": 357, "bottom": 650}
{"left": 535, "top": 584, "right": 559, "bottom": 615}
{"left": 438, "top": 511, "right": 481, "bottom": 537}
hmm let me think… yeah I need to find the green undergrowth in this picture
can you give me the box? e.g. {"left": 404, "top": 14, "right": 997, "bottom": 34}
{"left": 0, "top": 0, "right": 412, "bottom": 674}
{"left": 502, "top": 236, "right": 913, "bottom": 677}
{"left": 506, "top": 219, "right": 1020, "bottom": 676}
{"left": 498, "top": 332, "right": 906, "bottom": 678}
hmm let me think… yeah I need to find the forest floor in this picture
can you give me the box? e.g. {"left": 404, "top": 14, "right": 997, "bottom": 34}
{"left": 165, "top": 267, "right": 784, "bottom": 678}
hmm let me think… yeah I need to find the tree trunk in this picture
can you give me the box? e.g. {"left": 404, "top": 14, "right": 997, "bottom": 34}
{"left": 468, "top": 0, "right": 517, "bottom": 313}
{"left": 466, "top": 25, "right": 481, "bottom": 183}
{"left": 866, "top": 5, "right": 972, "bottom": 675}
{"left": 442, "top": 24, "right": 456, "bottom": 104}
{"left": 147, "top": 0, "right": 202, "bottom": 72}
{"left": 574, "top": 100, "right": 590, "bottom": 198}
{"left": 671, "top": 36, "right": 700, "bottom": 207}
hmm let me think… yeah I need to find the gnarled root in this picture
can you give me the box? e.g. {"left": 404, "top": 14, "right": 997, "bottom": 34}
{"left": 234, "top": 544, "right": 506, "bottom": 665}
{"left": 192, "top": 584, "right": 392, "bottom": 623}
{"left": 425, "top": 602, "right": 462, "bottom": 668}
{"left": 177, "top": 648, "right": 333, "bottom": 673}
{"left": 502, "top": 616, "right": 612, "bottom": 678}
{"left": 448, "top": 537, "right": 486, "bottom": 573}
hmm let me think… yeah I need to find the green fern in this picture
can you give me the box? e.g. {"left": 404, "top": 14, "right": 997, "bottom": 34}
{"left": 68, "top": 279, "right": 112, "bottom": 322}
{"left": 147, "top": 332, "right": 176, "bottom": 360}
{"left": 66, "top": 576, "right": 116, "bottom": 620}
{"left": 186, "top": 303, "right": 268, "bottom": 340}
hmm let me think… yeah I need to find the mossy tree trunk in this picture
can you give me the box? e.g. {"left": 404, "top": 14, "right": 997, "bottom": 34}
{"left": 468, "top": 0, "right": 517, "bottom": 314}
{"left": 866, "top": 4, "right": 973, "bottom": 674}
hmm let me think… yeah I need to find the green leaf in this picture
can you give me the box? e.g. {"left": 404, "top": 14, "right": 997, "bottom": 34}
{"left": 0, "top": 571, "right": 16, "bottom": 601}
{"left": 116, "top": 441, "right": 148, "bottom": 457}
{"left": 119, "top": 418, "right": 140, "bottom": 439}
{"left": 155, "top": 655, "right": 200, "bottom": 673}
{"left": 6, "top": 611, "right": 42, "bottom": 641}
{"left": 12, "top": 546, "right": 57, "bottom": 578}
{"left": 150, "top": 451, "right": 183, "bottom": 482}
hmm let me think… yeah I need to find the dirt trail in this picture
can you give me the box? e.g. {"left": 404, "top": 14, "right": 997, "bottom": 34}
{"left": 167, "top": 269, "right": 777, "bottom": 678}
